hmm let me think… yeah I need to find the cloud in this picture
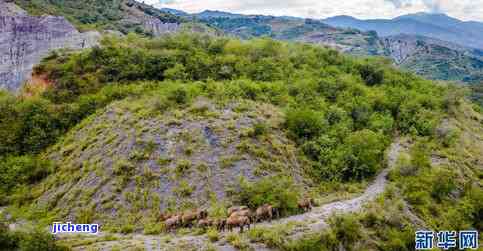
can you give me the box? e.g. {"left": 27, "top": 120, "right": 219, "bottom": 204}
{"left": 422, "top": 0, "right": 443, "bottom": 13}
{"left": 143, "top": 0, "right": 483, "bottom": 21}
{"left": 385, "top": 0, "right": 413, "bottom": 8}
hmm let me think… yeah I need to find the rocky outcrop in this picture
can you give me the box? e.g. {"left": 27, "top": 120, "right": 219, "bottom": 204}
{"left": 141, "top": 17, "right": 180, "bottom": 36}
{"left": 0, "top": 0, "right": 100, "bottom": 91}
{"left": 122, "top": 0, "right": 181, "bottom": 36}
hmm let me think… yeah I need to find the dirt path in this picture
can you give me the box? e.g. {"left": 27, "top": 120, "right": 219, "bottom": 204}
{"left": 257, "top": 138, "right": 407, "bottom": 236}
{"left": 67, "top": 139, "right": 407, "bottom": 251}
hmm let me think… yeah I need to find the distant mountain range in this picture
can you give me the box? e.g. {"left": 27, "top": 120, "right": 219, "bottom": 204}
{"left": 322, "top": 13, "right": 483, "bottom": 50}
{"left": 161, "top": 9, "right": 483, "bottom": 85}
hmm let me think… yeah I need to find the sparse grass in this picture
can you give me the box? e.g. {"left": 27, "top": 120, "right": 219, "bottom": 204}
{"left": 113, "top": 158, "right": 135, "bottom": 176}
{"left": 184, "top": 145, "right": 194, "bottom": 156}
{"left": 120, "top": 223, "right": 135, "bottom": 234}
{"left": 129, "top": 149, "right": 150, "bottom": 162}
{"left": 174, "top": 180, "right": 194, "bottom": 197}
{"left": 219, "top": 155, "right": 241, "bottom": 169}
{"left": 157, "top": 156, "right": 172, "bottom": 166}
{"left": 76, "top": 206, "right": 95, "bottom": 224}
{"left": 196, "top": 162, "right": 209, "bottom": 173}
{"left": 226, "top": 233, "right": 249, "bottom": 250}
{"left": 175, "top": 159, "right": 192, "bottom": 177}
{"left": 206, "top": 228, "right": 220, "bottom": 242}
{"left": 143, "top": 222, "right": 165, "bottom": 235}
{"left": 247, "top": 225, "right": 289, "bottom": 249}
{"left": 251, "top": 122, "right": 269, "bottom": 137}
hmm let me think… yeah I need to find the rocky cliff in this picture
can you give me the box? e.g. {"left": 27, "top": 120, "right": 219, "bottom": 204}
{"left": 122, "top": 0, "right": 181, "bottom": 36}
{"left": 0, "top": 0, "right": 100, "bottom": 91}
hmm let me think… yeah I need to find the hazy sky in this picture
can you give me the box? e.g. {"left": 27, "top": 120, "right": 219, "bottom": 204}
{"left": 144, "top": 0, "right": 483, "bottom": 21}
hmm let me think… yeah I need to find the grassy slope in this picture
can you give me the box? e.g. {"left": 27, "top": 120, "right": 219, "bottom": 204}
{"left": 34, "top": 92, "right": 307, "bottom": 231}
{"left": 0, "top": 34, "right": 480, "bottom": 248}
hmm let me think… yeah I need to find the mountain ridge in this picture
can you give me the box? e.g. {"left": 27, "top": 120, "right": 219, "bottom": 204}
{"left": 160, "top": 8, "right": 483, "bottom": 85}
{"left": 323, "top": 12, "right": 483, "bottom": 49}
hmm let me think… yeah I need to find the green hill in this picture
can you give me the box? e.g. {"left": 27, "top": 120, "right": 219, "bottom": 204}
{"left": 195, "top": 15, "right": 386, "bottom": 56}
{"left": 384, "top": 34, "right": 483, "bottom": 85}
{"left": 182, "top": 11, "right": 483, "bottom": 108}
{"left": 0, "top": 34, "right": 481, "bottom": 249}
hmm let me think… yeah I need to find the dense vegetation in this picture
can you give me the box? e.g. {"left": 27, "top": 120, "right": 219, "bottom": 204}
{"left": 0, "top": 222, "right": 68, "bottom": 251}
{"left": 170, "top": 10, "right": 483, "bottom": 89}
{"left": 0, "top": 34, "right": 451, "bottom": 199}
{"left": 14, "top": 0, "right": 181, "bottom": 34}
{"left": 1, "top": 33, "right": 481, "bottom": 249}
{"left": 193, "top": 14, "right": 385, "bottom": 56}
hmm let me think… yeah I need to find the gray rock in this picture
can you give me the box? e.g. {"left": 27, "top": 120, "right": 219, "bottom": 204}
{"left": 0, "top": 0, "right": 100, "bottom": 92}
{"left": 142, "top": 16, "right": 180, "bottom": 36}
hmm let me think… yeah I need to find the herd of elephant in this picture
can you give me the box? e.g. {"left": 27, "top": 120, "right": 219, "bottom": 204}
{"left": 162, "top": 198, "right": 315, "bottom": 233}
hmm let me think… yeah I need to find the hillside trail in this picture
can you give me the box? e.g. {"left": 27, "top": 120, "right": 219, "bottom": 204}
{"left": 69, "top": 138, "right": 408, "bottom": 251}
{"left": 257, "top": 137, "right": 408, "bottom": 235}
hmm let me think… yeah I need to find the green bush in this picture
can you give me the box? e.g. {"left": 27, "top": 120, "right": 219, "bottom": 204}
{"left": 143, "top": 222, "right": 165, "bottom": 235}
{"left": 430, "top": 168, "right": 457, "bottom": 202}
{"left": 252, "top": 122, "right": 269, "bottom": 137}
{"left": 358, "top": 63, "right": 384, "bottom": 86}
{"left": 206, "top": 228, "right": 220, "bottom": 242}
{"left": 286, "top": 109, "right": 327, "bottom": 142}
{"left": 329, "top": 215, "right": 363, "bottom": 246}
{"left": 168, "top": 86, "right": 190, "bottom": 105}
{"left": 0, "top": 222, "right": 19, "bottom": 250}
{"left": 0, "top": 225, "right": 69, "bottom": 251}
{"left": 340, "top": 130, "right": 387, "bottom": 180}
{"left": 0, "top": 155, "right": 52, "bottom": 194}
{"left": 237, "top": 175, "right": 300, "bottom": 215}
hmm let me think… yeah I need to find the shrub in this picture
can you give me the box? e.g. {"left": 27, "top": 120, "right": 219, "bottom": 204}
{"left": 251, "top": 122, "right": 269, "bottom": 137}
{"left": 329, "top": 215, "right": 363, "bottom": 246}
{"left": 168, "top": 86, "right": 190, "bottom": 105}
{"left": 113, "top": 158, "right": 135, "bottom": 176}
{"left": 0, "top": 222, "right": 19, "bottom": 250}
{"left": 237, "top": 175, "right": 300, "bottom": 215}
{"left": 175, "top": 180, "right": 194, "bottom": 197}
{"left": 286, "top": 109, "right": 326, "bottom": 142}
{"left": 247, "top": 226, "right": 287, "bottom": 249}
{"left": 284, "top": 231, "right": 337, "bottom": 251}
{"left": 358, "top": 63, "right": 384, "bottom": 86}
{"left": 393, "top": 153, "right": 417, "bottom": 177}
{"left": 430, "top": 168, "right": 457, "bottom": 202}
{"left": 164, "top": 63, "right": 189, "bottom": 81}
{"left": 226, "top": 233, "right": 249, "bottom": 250}
{"left": 76, "top": 206, "right": 95, "bottom": 224}
{"left": 175, "top": 159, "right": 192, "bottom": 176}
{"left": 0, "top": 155, "right": 52, "bottom": 194}
{"left": 143, "top": 222, "right": 165, "bottom": 235}
{"left": 3, "top": 228, "right": 70, "bottom": 251}
{"left": 340, "top": 130, "right": 387, "bottom": 180}
{"left": 206, "top": 228, "right": 219, "bottom": 242}
{"left": 120, "top": 224, "right": 135, "bottom": 234}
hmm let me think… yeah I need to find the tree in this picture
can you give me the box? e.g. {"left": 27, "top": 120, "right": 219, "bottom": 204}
{"left": 341, "top": 129, "right": 387, "bottom": 180}
{"left": 286, "top": 109, "right": 327, "bottom": 142}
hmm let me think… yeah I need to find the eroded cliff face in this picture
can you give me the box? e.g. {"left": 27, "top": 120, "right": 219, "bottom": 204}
{"left": 141, "top": 17, "right": 180, "bottom": 36}
{"left": 122, "top": 0, "right": 181, "bottom": 36}
{"left": 0, "top": 0, "right": 100, "bottom": 91}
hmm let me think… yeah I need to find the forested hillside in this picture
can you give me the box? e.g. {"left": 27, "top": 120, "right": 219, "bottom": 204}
{"left": 0, "top": 33, "right": 481, "bottom": 250}
{"left": 164, "top": 10, "right": 483, "bottom": 91}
